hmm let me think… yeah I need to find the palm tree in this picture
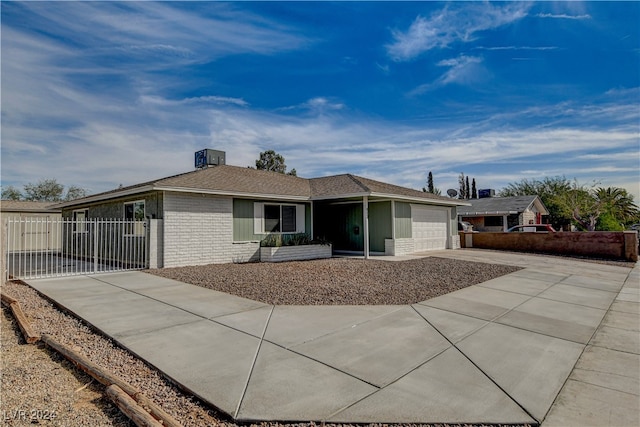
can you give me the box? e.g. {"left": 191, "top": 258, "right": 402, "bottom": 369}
{"left": 595, "top": 187, "right": 639, "bottom": 226}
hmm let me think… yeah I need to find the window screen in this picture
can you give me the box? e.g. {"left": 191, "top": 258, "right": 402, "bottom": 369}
{"left": 264, "top": 205, "right": 281, "bottom": 232}
{"left": 263, "top": 204, "right": 297, "bottom": 233}
{"left": 281, "top": 205, "right": 296, "bottom": 232}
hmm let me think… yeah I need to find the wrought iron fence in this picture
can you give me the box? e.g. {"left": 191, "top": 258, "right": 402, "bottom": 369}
{"left": 5, "top": 218, "right": 147, "bottom": 280}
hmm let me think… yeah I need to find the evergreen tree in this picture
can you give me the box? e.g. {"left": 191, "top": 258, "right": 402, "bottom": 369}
{"left": 471, "top": 178, "right": 477, "bottom": 199}
{"left": 458, "top": 173, "right": 466, "bottom": 199}
{"left": 423, "top": 171, "right": 436, "bottom": 193}
{"left": 465, "top": 176, "right": 470, "bottom": 200}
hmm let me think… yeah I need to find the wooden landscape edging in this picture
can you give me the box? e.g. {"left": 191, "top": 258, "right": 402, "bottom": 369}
{"left": 41, "top": 334, "right": 183, "bottom": 427}
{"left": 106, "top": 384, "right": 163, "bottom": 427}
{"left": 1, "top": 290, "right": 182, "bottom": 427}
{"left": 1, "top": 291, "right": 41, "bottom": 344}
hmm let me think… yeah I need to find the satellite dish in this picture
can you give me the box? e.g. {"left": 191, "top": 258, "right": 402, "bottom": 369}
{"left": 447, "top": 189, "right": 458, "bottom": 198}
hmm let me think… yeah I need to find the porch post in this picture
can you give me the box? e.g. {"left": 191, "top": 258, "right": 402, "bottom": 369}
{"left": 310, "top": 202, "right": 314, "bottom": 239}
{"left": 503, "top": 214, "right": 508, "bottom": 231}
{"left": 363, "top": 196, "right": 369, "bottom": 259}
{"left": 391, "top": 200, "right": 396, "bottom": 239}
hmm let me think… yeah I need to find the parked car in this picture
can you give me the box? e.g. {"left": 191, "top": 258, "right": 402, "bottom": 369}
{"left": 458, "top": 221, "right": 475, "bottom": 232}
{"left": 507, "top": 224, "right": 556, "bottom": 233}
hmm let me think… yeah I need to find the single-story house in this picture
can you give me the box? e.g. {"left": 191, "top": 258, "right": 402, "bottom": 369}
{"left": 1, "top": 200, "right": 62, "bottom": 253}
{"left": 1, "top": 200, "right": 62, "bottom": 219}
{"left": 53, "top": 163, "right": 468, "bottom": 268}
{"left": 457, "top": 195, "right": 549, "bottom": 232}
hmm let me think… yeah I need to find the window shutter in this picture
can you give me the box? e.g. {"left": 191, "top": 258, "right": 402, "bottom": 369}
{"left": 254, "top": 203, "right": 263, "bottom": 234}
{"left": 296, "top": 204, "right": 306, "bottom": 233}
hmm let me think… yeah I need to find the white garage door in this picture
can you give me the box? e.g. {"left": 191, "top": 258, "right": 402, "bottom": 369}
{"left": 411, "top": 205, "right": 448, "bottom": 251}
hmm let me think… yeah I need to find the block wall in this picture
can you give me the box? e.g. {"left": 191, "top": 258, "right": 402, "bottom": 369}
{"left": 385, "top": 238, "right": 415, "bottom": 256}
{"left": 162, "top": 193, "right": 259, "bottom": 267}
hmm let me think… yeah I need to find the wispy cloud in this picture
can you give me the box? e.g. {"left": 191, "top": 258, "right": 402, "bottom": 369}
{"left": 409, "top": 55, "right": 487, "bottom": 94}
{"left": 386, "top": 2, "right": 530, "bottom": 61}
{"left": 277, "top": 97, "right": 345, "bottom": 114}
{"left": 535, "top": 13, "right": 592, "bottom": 20}
{"left": 140, "top": 95, "right": 249, "bottom": 107}
{"left": 605, "top": 87, "right": 640, "bottom": 97}
{"left": 475, "top": 46, "right": 559, "bottom": 51}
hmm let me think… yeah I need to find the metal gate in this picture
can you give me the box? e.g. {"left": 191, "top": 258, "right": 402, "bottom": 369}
{"left": 5, "top": 218, "right": 148, "bottom": 280}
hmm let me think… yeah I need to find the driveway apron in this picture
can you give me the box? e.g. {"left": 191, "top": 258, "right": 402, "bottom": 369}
{"left": 25, "top": 251, "right": 639, "bottom": 425}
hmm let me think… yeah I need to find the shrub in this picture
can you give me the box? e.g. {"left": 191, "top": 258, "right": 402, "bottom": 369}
{"left": 260, "top": 233, "right": 313, "bottom": 247}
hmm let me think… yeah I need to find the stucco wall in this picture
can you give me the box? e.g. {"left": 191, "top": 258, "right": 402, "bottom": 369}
{"left": 162, "top": 192, "right": 259, "bottom": 267}
{"left": 460, "top": 231, "right": 638, "bottom": 261}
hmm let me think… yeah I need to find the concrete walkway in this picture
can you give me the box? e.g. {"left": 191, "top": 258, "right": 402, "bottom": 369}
{"left": 25, "top": 250, "right": 639, "bottom": 425}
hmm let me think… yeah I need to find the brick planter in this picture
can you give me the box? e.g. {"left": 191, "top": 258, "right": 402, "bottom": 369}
{"left": 260, "top": 244, "right": 332, "bottom": 262}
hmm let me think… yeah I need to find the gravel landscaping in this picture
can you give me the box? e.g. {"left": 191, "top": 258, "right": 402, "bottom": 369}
{"left": 148, "top": 256, "right": 522, "bottom": 305}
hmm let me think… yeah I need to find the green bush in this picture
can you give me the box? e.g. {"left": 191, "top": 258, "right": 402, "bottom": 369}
{"left": 260, "top": 233, "right": 331, "bottom": 247}
{"left": 260, "top": 233, "right": 311, "bottom": 247}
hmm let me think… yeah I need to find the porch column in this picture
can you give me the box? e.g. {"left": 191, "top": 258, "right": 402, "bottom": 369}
{"left": 391, "top": 200, "right": 396, "bottom": 239}
{"left": 363, "top": 196, "right": 370, "bottom": 259}
{"left": 503, "top": 214, "right": 508, "bottom": 231}
{"left": 310, "top": 202, "right": 314, "bottom": 239}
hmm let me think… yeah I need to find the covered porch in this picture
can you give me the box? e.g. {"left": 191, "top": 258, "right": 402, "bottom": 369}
{"left": 313, "top": 196, "right": 460, "bottom": 259}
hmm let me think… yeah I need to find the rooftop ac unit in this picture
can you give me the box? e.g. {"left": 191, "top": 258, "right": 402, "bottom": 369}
{"left": 195, "top": 149, "right": 226, "bottom": 169}
{"left": 478, "top": 189, "right": 495, "bottom": 199}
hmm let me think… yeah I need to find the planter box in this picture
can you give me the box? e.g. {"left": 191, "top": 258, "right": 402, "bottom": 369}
{"left": 260, "top": 244, "right": 332, "bottom": 262}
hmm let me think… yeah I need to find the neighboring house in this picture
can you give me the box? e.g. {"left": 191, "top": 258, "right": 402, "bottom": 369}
{"left": 457, "top": 195, "right": 549, "bottom": 232}
{"left": 53, "top": 163, "right": 468, "bottom": 268}
{"left": 0, "top": 200, "right": 61, "bottom": 219}
{"left": 1, "top": 200, "right": 62, "bottom": 252}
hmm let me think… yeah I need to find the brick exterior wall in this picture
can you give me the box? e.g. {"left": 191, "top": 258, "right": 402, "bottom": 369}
{"left": 162, "top": 193, "right": 259, "bottom": 267}
{"left": 148, "top": 219, "right": 163, "bottom": 269}
{"left": 385, "top": 238, "right": 415, "bottom": 256}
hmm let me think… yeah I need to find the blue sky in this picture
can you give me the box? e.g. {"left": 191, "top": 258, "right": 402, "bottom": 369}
{"left": 2, "top": 1, "right": 639, "bottom": 201}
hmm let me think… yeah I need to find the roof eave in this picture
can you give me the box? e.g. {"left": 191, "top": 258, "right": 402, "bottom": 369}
{"left": 156, "top": 186, "right": 310, "bottom": 202}
{"left": 310, "top": 191, "right": 468, "bottom": 206}
{"left": 51, "top": 185, "right": 156, "bottom": 209}
{"left": 458, "top": 210, "right": 519, "bottom": 216}
{"left": 373, "top": 193, "right": 469, "bottom": 206}
{"left": 309, "top": 192, "right": 369, "bottom": 201}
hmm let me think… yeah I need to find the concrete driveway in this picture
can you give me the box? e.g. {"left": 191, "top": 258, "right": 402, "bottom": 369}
{"left": 25, "top": 250, "right": 639, "bottom": 425}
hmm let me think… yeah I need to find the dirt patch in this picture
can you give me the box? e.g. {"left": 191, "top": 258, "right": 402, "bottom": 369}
{"left": 0, "top": 306, "right": 132, "bottom": 427}
{"left": 147, "top": 256, "right": 522, "bottom": 305}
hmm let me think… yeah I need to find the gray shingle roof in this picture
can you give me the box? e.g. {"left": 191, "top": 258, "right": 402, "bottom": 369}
{"left": 308, "top": 174, "right": 457, "bottom": 203}
{"left": 457, "top": 195, "right": 543, "bottom": 215}
{"left": 54, "top": 165, "right": 467, "bottom": 207}
{"left": 155, "top": 165, "right": 311, "bottom": 198}
{"left": 0, "top": 200, "right": 61, "bottom": 213}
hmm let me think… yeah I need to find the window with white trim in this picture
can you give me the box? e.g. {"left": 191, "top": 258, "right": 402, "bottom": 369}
{"left": 124, "top": 200, "right": 145, "bottom": 236}
{"left": 124, "top": 200, "right": 145, "bottom": 220}
{"left": 73, "top": 209, "right": 88, "bottom": 233}
{"left": 254, "top": 203, "right": 305, "bottom": 234}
